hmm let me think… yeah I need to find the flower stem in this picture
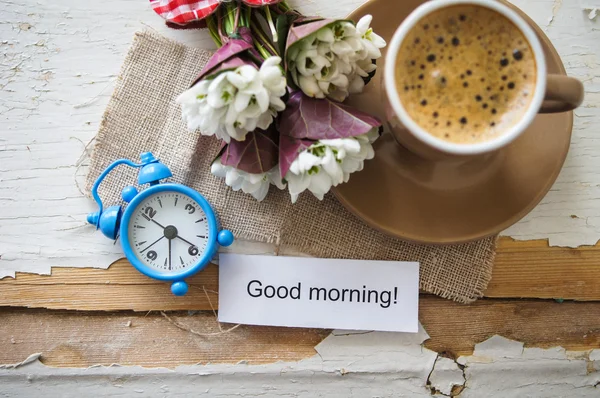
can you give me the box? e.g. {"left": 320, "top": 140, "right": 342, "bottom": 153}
{"left": 244, "top": 5, "right": 251, "bottom": 28}
{"left": 206, "top": 14, "right": 222, "bottom": 47}
{"left": 251, "top": 21, "right": 278, "bottom": 57}
{"left": 233, "top": 4, "right": 241, "bottom": 32}
{"left": 264, "top": 6, "right": 278, "bottom": 43}
{"left": 253, "top": 38, "right": 273, "bottom": 60}
{"left": 217, "top": 7, "right": 227, "bottom": 43}
{"left": 277, "top": 1, "right": 300, "bottom": 17}
{"left": 279, "top": 1, "right": 291, "bottom": 12}
{"left": 268, "top": 4, "right": 283, "bottom": 15}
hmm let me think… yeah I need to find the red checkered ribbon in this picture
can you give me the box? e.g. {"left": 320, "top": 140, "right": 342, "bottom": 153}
{"left": 150, "top": 0, "right": 281, "bottom": 25}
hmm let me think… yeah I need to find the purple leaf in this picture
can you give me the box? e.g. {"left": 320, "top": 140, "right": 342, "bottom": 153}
{"left": 194, "top": 56, "right": 258, "bottom": 88}
{"left": 220, "top": 128, "right": 279, "bottom": 175}
{"left": 236, "top": 26, "right": 254, "bottom": 45}
{"left": 279, "top": 91, "right": 382, "bottom": 141}
{"left": 278, "top": 134, "right": 313, "bottom": 177}
{"left": 193, "top": 27, "right": 256, "bottom": 84}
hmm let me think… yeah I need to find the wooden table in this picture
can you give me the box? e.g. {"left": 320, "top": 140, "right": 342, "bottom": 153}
{"left": 2, "top": 0, "right": 600, "bottom": 396}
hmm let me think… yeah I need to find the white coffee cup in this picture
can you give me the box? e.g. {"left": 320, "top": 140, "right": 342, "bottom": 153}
{"left": 383, "top": 0, "right": 584, "bottom": 158}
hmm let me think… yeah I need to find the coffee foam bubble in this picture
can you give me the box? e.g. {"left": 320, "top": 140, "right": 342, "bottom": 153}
{"left": 395, "top": 5, "right": 537, "bottom": 144}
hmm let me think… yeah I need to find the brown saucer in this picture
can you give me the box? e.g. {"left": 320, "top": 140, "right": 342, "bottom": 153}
{"left": 333, "top": 0, "right": 573, "bottom": 244}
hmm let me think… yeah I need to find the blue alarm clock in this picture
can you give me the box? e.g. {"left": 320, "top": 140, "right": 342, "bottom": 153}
{"left": 87, "top": 152, "right": 234, "bottom": 296}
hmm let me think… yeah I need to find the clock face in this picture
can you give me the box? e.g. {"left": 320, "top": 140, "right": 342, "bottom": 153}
{"left": 127, "top": 191, "right": 210, "bottom": 273}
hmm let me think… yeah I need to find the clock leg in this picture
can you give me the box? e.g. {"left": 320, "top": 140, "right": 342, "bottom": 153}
{"left": 171, "top": 281, "right": 189, "bottom": 296}
{"left": 217, "top": 230, "right": 234, "bottom": 247}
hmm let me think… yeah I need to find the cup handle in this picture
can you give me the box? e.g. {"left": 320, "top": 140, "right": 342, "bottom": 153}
{"left": 540, "top": 74, "right": 584, "bottom": 113}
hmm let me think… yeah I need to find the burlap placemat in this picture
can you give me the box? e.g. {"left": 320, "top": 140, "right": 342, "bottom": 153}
{"left": 86, "top": 31, "right": 497, "bottom": 303}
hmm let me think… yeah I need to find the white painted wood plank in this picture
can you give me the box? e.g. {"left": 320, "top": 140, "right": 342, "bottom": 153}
{"left": 0, "top": 0, "right": 598, "bottom": 279}
{"left": 503, "top": 0, "right": 600, "bottom": 247}
{"left": 1, "top": 330, "right": 599, "bottom": 397}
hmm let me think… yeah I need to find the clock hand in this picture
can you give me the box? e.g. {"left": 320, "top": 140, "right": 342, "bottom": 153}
{"left": 142, "top": 213, "right": 166, "bottom": 230}
{"left": 168, "top": 239, "right": 172, "bottom": 271}
{"left": 176, "top": 235, "right": 196, "bottom": 247}
{"left": 140, "top": 236, "right": 165, "bottom": 253}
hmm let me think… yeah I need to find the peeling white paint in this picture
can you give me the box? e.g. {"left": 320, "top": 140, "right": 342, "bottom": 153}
{"left": 580, "top": 1, "right": 600, "bottom": 20}
{"left": 428, "top": 356, "right": 465, "bottom": 396}
{"left": 0, "top": 353, "right": 41, "bottom": 369}
{"left": 472, "top": 335, "right": 524, "bottom": 359}
{"left": 547, "top": 0, "right": 563, "bottom": 26}
{"left": 459, "top": 335, "right": 600, "bottom": 397}
{"left": 1, "top": 331, "right": 599, "bottom": 397}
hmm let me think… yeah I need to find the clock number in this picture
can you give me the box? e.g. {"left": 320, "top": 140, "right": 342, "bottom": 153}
{"left": 147, "top": 250, "right": 158, "bottom": 261}
{"left": 144, "top": 207, "right": 157, "bottom": 219}
{"left": 188, "top": 246, "right": 199, "bottom": 256}
{"left": 185, "top": 204, "right": 196, "bottom": 214}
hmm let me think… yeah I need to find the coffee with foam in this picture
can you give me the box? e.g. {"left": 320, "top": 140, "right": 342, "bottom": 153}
{"left": 395, "top": 5, "right": 537, "bottom": 144}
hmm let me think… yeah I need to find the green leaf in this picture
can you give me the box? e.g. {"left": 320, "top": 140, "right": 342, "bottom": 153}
{"left": 276, "top": 13, "right": 295, "bottom": 59}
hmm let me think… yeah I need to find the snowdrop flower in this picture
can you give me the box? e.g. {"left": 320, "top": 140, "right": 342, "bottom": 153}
{"left": 355, "top": 15, "right": 387, "bottom": 60}
{"left": 287, "top": 21, "right": 361, "bottom": 102}
{"left": 287, "top": 17, "right": 386, "bottom": 102}
{"left": 284, "top": 128, "right": 379, "bottom": 203}
{"left": 211, "top": 158, "right": 285, "bottom": 201}
{"left": 177, "top": 56, "right": 287, "bottom": 143}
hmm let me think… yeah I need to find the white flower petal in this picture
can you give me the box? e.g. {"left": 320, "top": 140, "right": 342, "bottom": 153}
{"left": 226, "top": 71, "right": 248, "bottom": 88}
{"left": 253, "top": 181, "right": 270, "bottom": 201}
{"left": 298, "top": 75, "right": 324, "bottom": 98}
{"left": 316, "top": 28, "right": 334, "bottom": 43}
{"left": 331, "top": 40, "right": 352, "bottom": 55}
{"left": 348, "top": 74, "right": 365, "bottom": 94}
{"left": 287, "top": 172, "right": 312, "bottom": 196}
{"left": 321, "top": 147, "right": 344, "bottom": 184}
{"left": 255, "top": 89, "right": 270, "bottom": 113}
{"left": 261, "top": 56, "right": 282, "bottom": 69}
{"left": 370, "top": 32, "right": 386, "bottom": 49}
{"left": 270, "top": 97, "right": 286, "bottom": 112}
{"left": 326, "top": 86, "right": 349, "bottom": 102}
{"left": 288, "top": 45, "right": 300, "bottom": 61}
{"left": 356, "top": 15, "right": 373, "bottom": 35}
{"left": 268, "top": 166, "right": 286, "bottom": 190}
{"left": 255, "top": 112, "right": 272, "bottom": 130}
{"left": 241, "top": 178, "right": 262, "bottom": 194}
{"left": 308, "top": 170, "right": 333, "bottom": 200}
{"left": 238, "top": 65, "right": 258, "bottom": 81}
{"left": 234, "top": 92, "right": 251, "bottom": 113}
{"left": 260, "top": 66, "right": 284, "bottom": 87}
{"left": 210, "top": 159, "right": 229, "bottom": 178}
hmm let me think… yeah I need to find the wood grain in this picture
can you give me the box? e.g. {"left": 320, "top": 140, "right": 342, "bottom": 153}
{"left": 486, "top": 237, "right": 600, "bottom": 300}
{"left": 0, "top": 308, "right": 329, "bottom": 368}
{"left": 0, "top": 262, "right": 220, "bottom": 311}
{"left": 2, "top": 237, "right": 600, "bottom": 311}
{"left": 420, "top": 297, "right": 600, "bottom": 357}
{"left": 2, "top": 296, "right": 599, "bottom": 368}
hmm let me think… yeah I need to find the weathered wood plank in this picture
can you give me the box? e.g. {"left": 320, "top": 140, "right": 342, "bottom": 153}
{"left": 0, "top": 308, "right": 329, "bottom": 368}
{"left": 0, "top": 262, "right": 219, "bottom": 311}
{"left": 485, "top": 237, "right": 600, "bottom": 300}
{"left": 2, "top": 237, "right": 600, "bottom": 311}
{"left": 420, "top": 297, "right": 600, "bottom": 357}
{"left": 2, "top": 296, "right": 599, "bottom": 368}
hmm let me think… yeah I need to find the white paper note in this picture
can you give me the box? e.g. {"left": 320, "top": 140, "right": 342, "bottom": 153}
{"left": 218, "top": 254, "right": 419, "bottom": 333}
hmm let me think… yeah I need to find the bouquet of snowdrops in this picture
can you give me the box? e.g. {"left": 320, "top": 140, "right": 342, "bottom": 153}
{"left": 151, "top": 0, "right": 386, "bottom": 202}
